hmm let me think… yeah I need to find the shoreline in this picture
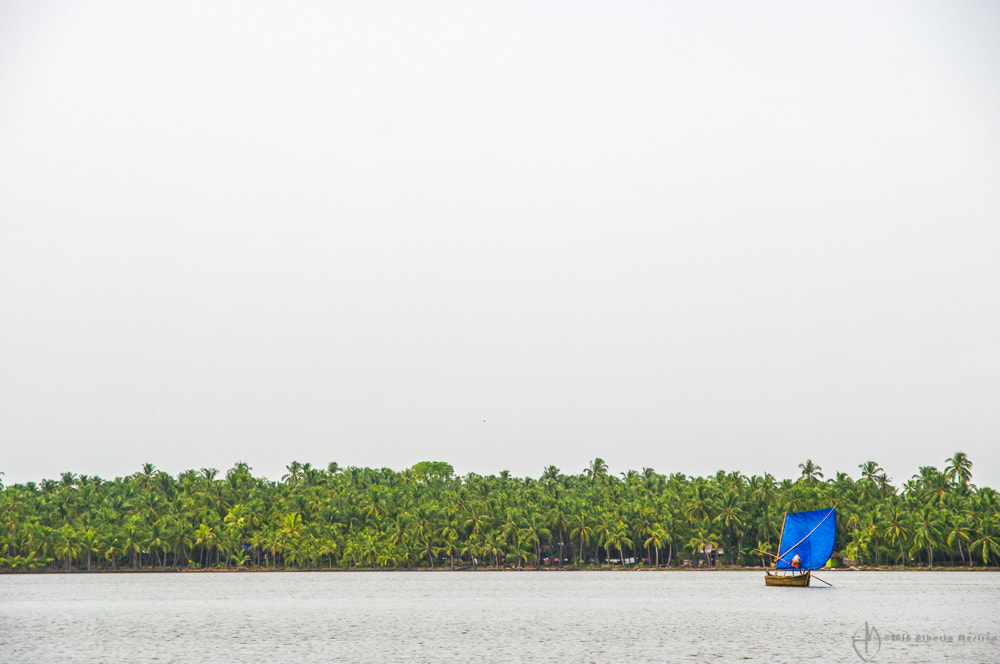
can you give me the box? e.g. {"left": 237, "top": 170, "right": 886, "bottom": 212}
{"left": 5, "top": 565, "right": 998, "bottom": 575}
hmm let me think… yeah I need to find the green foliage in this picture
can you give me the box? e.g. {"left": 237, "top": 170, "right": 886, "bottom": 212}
{"left": 0, "top": 453, "right": 996, "bottom": 572}
{"left": 409, "top": 461, "right": 455, "bottom": 482}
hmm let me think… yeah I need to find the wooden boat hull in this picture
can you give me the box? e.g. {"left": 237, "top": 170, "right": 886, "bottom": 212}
{"left": 765, "top": 570, "right": 810, "bottom": 587}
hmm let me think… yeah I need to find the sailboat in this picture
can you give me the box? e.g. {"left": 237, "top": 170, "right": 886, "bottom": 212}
{"left": 764, "top": 507, "right": 836, "bottom": 587}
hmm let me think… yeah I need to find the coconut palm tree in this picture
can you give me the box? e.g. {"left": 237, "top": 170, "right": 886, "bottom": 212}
{"left": 645, "top": 525, "right": 671, "bottom": 567}
{"left": 607, "top": 522, "right": 633, "bottom": 566}
{"left": 878, "top": 501, "right": 908, "bottom": 565}
{"left": 438, "top": 518, "right": 462, "bottom": 569}
{"left": 798, "top": 460, "right": 824, "bottom": 483}
{"left": 908, "top": 506, "right": 945, "bottom": 567}
{"left": 193, "top": 523, "right": 215, "bottom": 568}
{"left": 570, "top": 516, "right": 595, "bottom": 564}
{"left": 944, "top": 512, "right": 971, "bottom": 566}
{"left": 687, "top": 526, "right": 720, "bottom": 566}
{"left": 944, "top": 452, "right": 973, "bottom": 487}
{"left": 969, "top": 524, "right": 1000, "bottom": 566}
{"left": 54, "top": 525, "right": 80, "bottom": 570}
{"left": 2, "top": 457, "right": 999, "bottom": 573}
{"left": 713, "top": 490, "right": 744, "bottom": 564}
{"left": 584, "top": 458, "right": 609, "bottom": 481}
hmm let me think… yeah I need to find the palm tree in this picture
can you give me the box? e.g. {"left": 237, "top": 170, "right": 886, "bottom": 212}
{"left": 687, "top": 526, "right": 720, "bottom": 566}
{"left": 944, "top": 512, "right": 971, "bottom": 567}
{"left": 944, "top": 452, "right": 973, "bottom": 487}
{"left": 133, "top": 463, "right": 157, "bottom": 493}
{"left": 713, "top": 490, "right": 744, "bottom": 564}
{"left": 193, "top": 523, "right": 215, "bottom": 568}
{"left": 438, "top": 518, "right": 462, "bottom": 569}
{"left": 122, "top": 519, "right": 144, "bottom": 569}
{"left": 54, "top": 525, "right": 79, "bottom": 570}
{"left": 570, "top": 516, "right": 595, "bottom": 564}
{"left": 79, "top": 527, "right": 100, "bottom": 571}
{"left": 908, "top": 506, "right": 944, "bottom": 567}
{"left": 145, "top": 519, "right": 166, "bottom": 567}
{"left": 2, "top": 458, "right": 999, "bottom": 574}
{"left": 483, "top": 532, "right": 505, "bottom": 568}
{"left": 798, "top": 460, "right": 824, "bottom": 483}
{"left": 683, "top": 483, "right": 715, "bottom": 523}
{"left": 520, "top": 514, "right": 551, "bottom": 568}
{"left": 644, "top": 526, "right": 670, "bottom": 567}
{"left": 969, "top": 526, "right": 1000, "bottom": 566}
{"left": 546, "top": 504, "right": 571, "bottom": 565}
{"left": 754, "top": 540, "right": 774, "bottom": 568}
{"left": 858, "top": 461, "right": 884, "bottom": 484}
{"left": 878, "top": 502, "right": 908, "bottom": 565}
{"left": 584, "top": 458, "right": 609, "bottom": 481}
{"left": 282, "top": 461, "right": 304, "bottom": 486}
{"left": 607, "top": 522, "right": 633, "bottom": 566}
{"left": 102, "top": 534, "right": 123, "bottom": 570}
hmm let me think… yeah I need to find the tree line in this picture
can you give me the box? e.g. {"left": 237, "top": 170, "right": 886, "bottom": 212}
{"left": 1, "top": 453, "right": 998, "bottom": 572}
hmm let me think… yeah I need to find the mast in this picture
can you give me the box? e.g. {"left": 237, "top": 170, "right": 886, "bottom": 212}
{"left": 775, "top": 513, "right": 788, "bottom": 567}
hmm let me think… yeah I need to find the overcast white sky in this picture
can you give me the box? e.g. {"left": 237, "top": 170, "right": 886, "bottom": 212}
{"left": 1, "top": 1, "right": 998, "bottom": 488}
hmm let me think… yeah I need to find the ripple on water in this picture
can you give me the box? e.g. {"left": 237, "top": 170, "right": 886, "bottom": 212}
{"left": 0, "top": 571, "right": 997, "bottom": 663}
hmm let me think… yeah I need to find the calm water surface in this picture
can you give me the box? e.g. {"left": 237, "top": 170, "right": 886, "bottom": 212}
{"left": 1, "top": 571, "right": 998, "bottom": 663}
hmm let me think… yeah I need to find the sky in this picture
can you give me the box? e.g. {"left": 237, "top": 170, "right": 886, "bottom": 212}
{"left": 1, "top": 1, "right": 998, "bottom": 489}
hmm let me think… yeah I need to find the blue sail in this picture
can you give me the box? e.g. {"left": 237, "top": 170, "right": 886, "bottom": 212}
{"left": 775, "top": 508, "right": 836, "bottom": 570}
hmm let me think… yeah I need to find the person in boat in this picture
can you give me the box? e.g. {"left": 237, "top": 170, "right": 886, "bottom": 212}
{"left": 791, "top": 553, "right": 802, "bottom": 571}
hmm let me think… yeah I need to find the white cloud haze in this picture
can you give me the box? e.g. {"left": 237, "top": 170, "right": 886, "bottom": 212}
{"left": 1, "top": 1, "right": 998, "bottom": 487}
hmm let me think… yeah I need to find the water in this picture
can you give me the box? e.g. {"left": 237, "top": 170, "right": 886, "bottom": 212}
{"left": 1, "top": 571, "right": 997, "bottom": 663}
